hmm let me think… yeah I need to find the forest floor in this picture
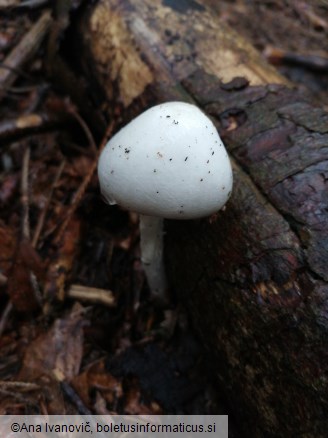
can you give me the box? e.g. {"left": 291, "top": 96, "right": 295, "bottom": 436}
{"left": 0, "top": 0, "right": 327, "bottom": 434}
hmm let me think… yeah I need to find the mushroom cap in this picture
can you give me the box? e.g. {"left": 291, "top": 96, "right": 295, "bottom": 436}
{"left": 98, "top": 102, "right": 233, "bottom": 219}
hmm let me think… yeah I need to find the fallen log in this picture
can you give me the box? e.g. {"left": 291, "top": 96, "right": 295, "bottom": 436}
{"left": 78, "top": 1, "right": 328, "bottom": 436}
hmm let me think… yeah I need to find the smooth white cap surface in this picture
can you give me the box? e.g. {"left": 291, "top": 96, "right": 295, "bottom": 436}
{"left": 98, "top": 102, "right": 233, "bottom": 219}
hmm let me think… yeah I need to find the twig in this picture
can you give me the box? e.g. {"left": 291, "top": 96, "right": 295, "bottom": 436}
{"left": 67, "top": 284, "right": 115, "bottom": 307}
{"left": 21, "top": 147, "right": 43, "bottom": 307}
{"left": 0, "top": 301, "right": 13, "bottom": 338}
{"left": 68, "top": 105, "right": 98, "bottom": 155}
{"left": 0, "top": 64, "right": 32, "bottom": 81}
{"left": 0, "top": 10, "right": 52, "bottom": 101}
{"left": 21, "top": 147, "right": 42, "bottom": 306}
{"left": 0, "top": 381, "right": 40, "bottom": 391}
{"left": 264, "top": 46, "right": 328, "bottom": 72}
{"left": 0, "top": 387, "right": 31, "bottom": 404}
{"left": 0, "top": 107, "right": 75, "bottom": 146}
{"left": 0, "top": 0, "right": 50, "bottom": 9}
{"left": 32, "top": 159, "right": 66, "bottom": 248}
{"left": 293, "top": 1, "right": 328, "bottom": 31}
{"left": 21, "top": 146, "right": 31, "bottom": 241}
{"left": 29, "top": 271, "right": 43, "bottom": 307}
{"left": 55, "top": 121, "right": 115, "bottom": 244}
{"left": 60, "top": 381, "right": 92, "bottom": 415}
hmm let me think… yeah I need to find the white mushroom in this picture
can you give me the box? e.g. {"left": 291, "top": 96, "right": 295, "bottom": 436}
{"left": 98, "top": 102, "right": 233, "bottom": 300}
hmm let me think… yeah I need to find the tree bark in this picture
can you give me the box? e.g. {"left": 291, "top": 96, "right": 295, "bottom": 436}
{"left": 79, "top": 1, "right": 328, "bottom": 436}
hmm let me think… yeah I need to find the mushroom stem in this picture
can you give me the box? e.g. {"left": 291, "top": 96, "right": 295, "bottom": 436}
{"left": 139, "top": 214, "right": 167, "bottom": 299}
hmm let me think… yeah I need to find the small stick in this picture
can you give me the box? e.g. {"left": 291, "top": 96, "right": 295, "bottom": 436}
{"left": 55, "top": 121, "right": 115, "bottom": 244}
{"left": 32, "top": 159, "right": 66, "bottom": 248}
{"left": 67, "top": 284, "right": 115, "bottom": 307}
{"left": 0, "top": 301, "right": 13, "bottom": 338}
{"left": 264, "top": 46, "right": 328, "bottom": 72}
{"left": 293, "top": 1, "right": 328, "bottom": 31}
{"left": 21, "top": 146, "right": 43, "bottom": 307}
{"left": 0, "top": 0, "right": 49, "bottom": 9}
{"left": 0, "top": 111, "right": 72, "bottom": 146}
{"left": 21, "top": 146, "right": 31, "bottom": 240}
{"left": 60, "top": 381, "right": 92, "bottom": 415}
{"left": 0, "top": 387, "right": 31, "bottom": 404}
{"left": 0, "top": 10, "right": 52, "bottom": 100}
{"left": 68, "top": 106, "right": 97, "bottom": 155}
{"left": 0, "top": 64, "right": 32, "bottom": 82}
{"left": 0, "top": 381, "right": 40, "bottom": 391}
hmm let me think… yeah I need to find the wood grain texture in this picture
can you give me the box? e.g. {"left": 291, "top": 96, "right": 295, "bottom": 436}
{"left": 80, "top": 1, "right": 328, "bottom": 436}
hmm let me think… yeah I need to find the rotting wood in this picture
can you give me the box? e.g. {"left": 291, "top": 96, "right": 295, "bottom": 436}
{"left": 79, "top": 1, "right": 328, "bottom": 436}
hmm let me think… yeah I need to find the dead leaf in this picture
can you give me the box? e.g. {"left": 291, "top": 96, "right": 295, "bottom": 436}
{"left": 72, "top": 360, "right": 123, "bottom": 409}
{"left": 19, "top": 303, "right": 86, "bottom": 383}
{"left": 124, "top": 376, "right": 162, "bottom": 415}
